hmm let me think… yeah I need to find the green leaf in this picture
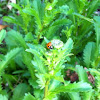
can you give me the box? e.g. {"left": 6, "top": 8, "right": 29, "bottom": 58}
{"left": 68, "top": 92, "right": 81, "bottom": 100}
{"left": 54, "top": 76, "right": 65, "bottom": 83}
{"left": 6, "top": 30, "right": 27, "bottom": 48}
{"left": 32, "top": 0, "right": 44, "bottom": 21}
{"left": 73, "top": 13, "right": 93, "bottom": 23}
{"left": 0, "top": 29, "right": 6, "bottom": 44}
{"left": 76, "top": 65, "right": 89, "bottom": 82}
{"left": 51, "top": 19, "right": 71, "bottom": 27}
{"left": 29, "top": 79, "right": 38, "bottom": 89}
{"left": 35, "top": 74, "right": 46, "bottom": 89}
{"left": 59, "top": 5, "right": 69, "bottom": 15}
{"left": 0, "top": 94, "right": 8, "bottom": 100}
{"left": 23, "top": 93, "right": 36, "bottom": 100}
{"left": 23, "top": 8, "right": 42, "bottom": 30}
{"left": 50, "top": 82, "right": 92, "bottom": 93}
{"left": 47, "top": 82, "right": 92, "bottom": 99}
{"left": 62, "top": 38, "right": 73, "bottom": 54}
{"left": 76, "top": 65, "right": 91, "bottom": 100}
{"left": 49, "top": 80, "right": 60, "bottom": 91}
{"left": 24, "top": 32, "right": 34, "bottom": 42}
{"left": 83, "top": 42, "right": 96, "bottom": 68}
{"left": 34, "top": 88, "right": 44, "bottom": 99}
{"left": 46, "top": 19, "right": 71, "bottom": 39}
{"left": 94, "top": 16, "right": 100, "bottom": 46}
{"left": 0, "top": 79, "right": 2, "bottom": 92}
{"left": 43, "top": 37, "right": 50, "bottom": 43}
{"left": 3, "top": 74, "right": 17, "bottom": 90}
{"left": 0, "top": 48, "right": 22, "bottom": 73}
{"left": 10, "top": 3, "right": 22, "bottom": 11}
{"left": 87, "top": 0, "right": 100, "bottom": 17}
{"left": 26, "top": 48, "right": 46, "bottom": 74}
{"left": 0, "top": 54, "right": 4, "bottom": 61}
{"left": 15, "top": 54, "right": 25, "bottom": 68}
{"left": 3, "top": 16, "right": 18, "bottom": 24}
{"left": 22, "top": 51, "right": 36, "bottom": 80}
{"left": 82, "top": 91, "right": 93, "bottom": 100}
{"left": 12, "top": 83, "right": 30, "bottom": 100}
{"left": 46, "top": 26, "right": 59, "bottom": 40}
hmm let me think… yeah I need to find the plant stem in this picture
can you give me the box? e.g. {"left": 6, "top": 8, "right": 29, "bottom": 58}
{"left": 44, "top": 80, "right": 49, "bottom": 99}
{"left": 37, "top": 34, "right": 40, "bottom": 43}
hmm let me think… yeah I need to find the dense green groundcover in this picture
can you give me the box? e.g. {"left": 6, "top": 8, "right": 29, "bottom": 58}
{"left": 0, "top": 0, "right": 100, "bottom": 100}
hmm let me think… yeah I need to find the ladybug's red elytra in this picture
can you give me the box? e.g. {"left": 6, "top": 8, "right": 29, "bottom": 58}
{"left": 46, "top": 42, "right": 53, "bottom": 49}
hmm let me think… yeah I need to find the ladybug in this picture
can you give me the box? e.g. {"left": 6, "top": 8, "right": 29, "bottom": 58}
{"left": 46, "top": 42, "right": 53, "bottom": 49}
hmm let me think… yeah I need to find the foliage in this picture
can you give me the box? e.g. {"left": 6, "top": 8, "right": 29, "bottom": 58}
{"left": 0, "top": 30, "right": 6, "bottom": 44}
{"left": 0, "top": 0, "right": 9, "bottom": 17}
{"left": 26, "top": 38, "right": 92, "bottom": 99}
{"left": 0, "top": 94, "right": 8, "bottom": 100}
{"left": 23, "top": 93, "right": 36, "bottom": 100}
{"left": 83, "top": 16, "right": 100, "bottom": 68}
{"left": 90, "top": 69, "right": 100, "bottom": 99}
{"left": 11, "top": 83, "right": 30, "bottom": 100}
{"left": 0, "top": 0, "right": 100, "bottom": 100}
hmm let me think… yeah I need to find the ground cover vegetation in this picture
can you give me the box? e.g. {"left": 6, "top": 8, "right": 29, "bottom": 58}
{"left": 0, "top": 0, "right": 100, "bottom": 100}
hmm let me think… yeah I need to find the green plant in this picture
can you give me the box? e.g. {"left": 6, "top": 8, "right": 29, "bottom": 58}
{"left": 1, "top": 0, "right": 100, "bottom": 100}
{"left": 0, "top": 30, "right": 22, "bottom": 99}
{"left": 0, "top": 0, "right": 8, "bottom": 17}
{"left": 83, "top": 16, "right": 100, "bottom": 69}
{"left": 90, "top": 69, "right": 100, "bottom": 100}
{"left": 59, "top": 65, "right": 93, "bottom": 100}
{"left": 25, "top": 38, "right": 92, "bottom": 100}
{"left": 61, "top": 0, "right": 100, "bottom": 55}
{"left": 0, "top": 29, "right": 92, "bottom": 99}
{"left": 0, "top": 29, "right": 35, "bottom": 99}
{"left": 3, "top": 0, "right": 71, "bottom": 43}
